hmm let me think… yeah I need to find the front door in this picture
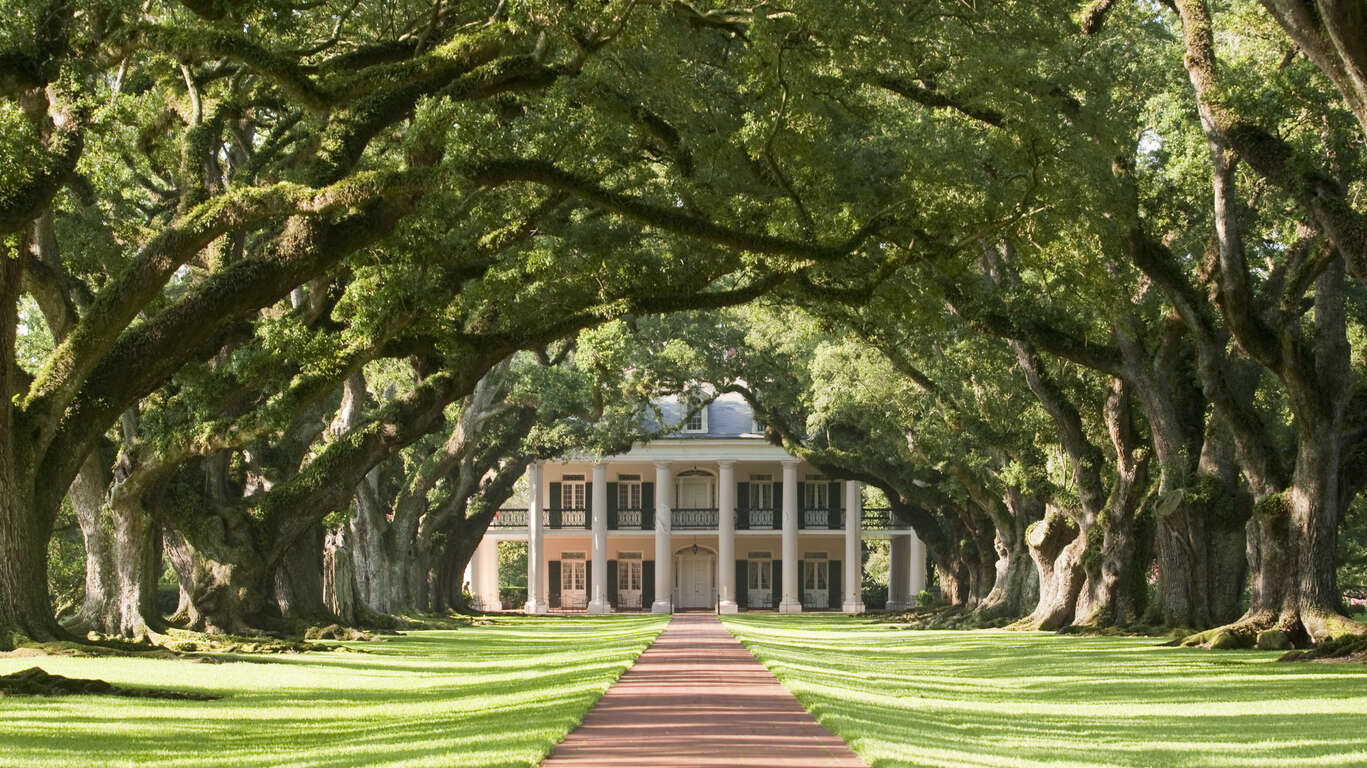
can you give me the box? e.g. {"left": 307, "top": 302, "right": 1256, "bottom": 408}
{"left": 675, "top": 552, "right": 714, "bottom": 609}
{"left": 802, "top": 559, "right": 828, "bottom": 608}
{"left": 562, "top": 558, "right": 586, "bottom": 609}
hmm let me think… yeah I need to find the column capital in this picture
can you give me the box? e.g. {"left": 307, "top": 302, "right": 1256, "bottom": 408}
{"left": 716, "top": 460, "right": 736, "bottom": 469}
{"left": 780, "top": 457, "right": 801, "bottom": 465}
{"left": 653, "top": 460, "right": 672, "bottom": 471}
{"left": 593, "top": 458, "right": 608, "bottom": 467}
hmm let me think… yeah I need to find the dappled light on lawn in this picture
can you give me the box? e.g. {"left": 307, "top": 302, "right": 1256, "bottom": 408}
{"left": 0, "top": 615, "right": 667, "bottom": 768}
{"left": 723, "top": 615, "right": 1367, "bottom": 768}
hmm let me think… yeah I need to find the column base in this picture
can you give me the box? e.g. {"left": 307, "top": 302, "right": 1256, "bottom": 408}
{"left": 885, "top": 600, "right": 911, "bottom": 612}
{"left": 718, "top": 600, "right": 739, "bottom": 614}
{"left": 651, "top": 600, "right": 674, "bottom": 614}
{"left": 587, "top": 599, "right": 611, "bottom": 615}
{"left": 778, "top": 599, "right": 803, "bottom": 614}
{"left": 842, "top": 601, "right": 866, "bottom": 614}
{"left": 523, "top": 599, "right": 549, "bottom": 615}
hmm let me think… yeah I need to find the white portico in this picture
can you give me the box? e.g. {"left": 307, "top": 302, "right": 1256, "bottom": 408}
{"left": 470, "top": 393, "right": 926, "bottom": 614}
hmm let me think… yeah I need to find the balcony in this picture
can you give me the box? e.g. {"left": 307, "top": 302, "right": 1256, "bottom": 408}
{"left": 673, "top": 508, "right": 719, "bottom": 529}
{"left": 861, "top": 507, "right": 910, "bottom": 530}
{"left": 488, "top": 506, "right": 877, "bottom": 531}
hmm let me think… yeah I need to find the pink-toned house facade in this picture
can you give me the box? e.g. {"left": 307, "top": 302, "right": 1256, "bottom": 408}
{"left": 467, "top": 393, "right": 927, "bottom": 613}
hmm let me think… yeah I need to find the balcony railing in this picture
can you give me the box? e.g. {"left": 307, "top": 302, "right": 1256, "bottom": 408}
{"left": 862, "top": 507, "right": 910, "bottom": 530}
{"left": 743, "top": 508, "right": 776, "bottom": 529}
{"left": 802, "top": 508, "right": 838, "bottom": 529}
{"left": 673, "top": 508, "right": 718, "bottom": 529}
{"left": 491, "top": 505, "right": 887, "bottom": 531}
{"left": 491, "top": 508, "right": 529, "bottom": 528}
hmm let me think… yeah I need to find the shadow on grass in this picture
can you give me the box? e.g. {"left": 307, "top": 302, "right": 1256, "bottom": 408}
{"left": 722, "top": 614, "right": 1367, "bottom": 768}
{"left": 0, "top": 614, "right": 669, "bottom": 768}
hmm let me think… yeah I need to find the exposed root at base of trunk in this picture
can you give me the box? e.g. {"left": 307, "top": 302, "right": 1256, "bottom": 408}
{"left": 0, "top": 666, "right": 220, "bottom": 699}
{"left": 1181, "top": 610, "right": 1367, "bottom": 651}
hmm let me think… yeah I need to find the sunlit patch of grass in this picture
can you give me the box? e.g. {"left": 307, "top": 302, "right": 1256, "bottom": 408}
{"left": 722, "top": 614, "right": 1367, "bottom": 768}
{"left": 0, "top": 614, "right": 668, "bottom": 768}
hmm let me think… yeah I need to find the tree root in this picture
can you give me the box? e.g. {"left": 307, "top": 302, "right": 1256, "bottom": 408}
{"left": 0, "top": 666, "right": 219, "bottom": 700}
{"left": 1181, "top": 610, "right": 1367, "bottom": 650}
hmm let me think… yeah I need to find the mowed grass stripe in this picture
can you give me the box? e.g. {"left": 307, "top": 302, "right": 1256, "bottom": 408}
{"left": 722, "top": 614, "right": 1367, "bottom": 768}
{"left": 0, "top": 614, "right": 668, "bottom": 768}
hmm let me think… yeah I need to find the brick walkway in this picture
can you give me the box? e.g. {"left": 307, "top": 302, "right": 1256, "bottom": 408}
{"left": 539, "top": 613, "right": 866, "bottom": 767}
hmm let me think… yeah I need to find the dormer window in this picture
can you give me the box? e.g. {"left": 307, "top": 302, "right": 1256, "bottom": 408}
{"left": 683, "top": 404, "right": 708, "bottom": 433}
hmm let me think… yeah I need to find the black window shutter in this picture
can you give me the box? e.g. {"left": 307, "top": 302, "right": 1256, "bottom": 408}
{"left": 737, "top": 482, "right": 750, "bottom": 530}
{"left": 548, "top": 561, "right": 561, "bottom": 609}
{"left": 797, "top": 482, "right": 806, "bottom": 528}
{"left": 607, "top": 560, "right": 618, "bottom": 608}
{"left": 584, "top": 482, "right": 593, "bottom": 528}
{"left": 548, "top": 482, "right": 562, "bottom": 529}
{"left": 772, "top": 559, "right": 782, "bottom": 609}
{"left": 606, "top": 482, "right": 618, "bottom": 529}
{"left": 829, "top": 560, "right": 842, "bottom": 610}
{"left": 772, "top": 482, "right": 782, "bottom": 514}
{"left": 642, "top": 560, "right": 655, "bottom": 607}
{"left": 830, "top": 481, "right": 843, "bottom": 529}
{"left": 586, "top": 562, "right": 592, "bottom": 603}
{"left": 642, "top": 483, "right": 655, "bottom": 529}
{"left": 735, "top": 560, "right": 748, "bottom": 609}
{"left": 798, "top": 559, "right": 806, "bottom": 607}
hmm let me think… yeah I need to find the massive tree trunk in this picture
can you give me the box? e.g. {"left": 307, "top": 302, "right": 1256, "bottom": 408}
{"left": 974, "top": 483, "right": 1042, "bottom": 619}
{"left": 322, "top": 526, "right": 359, "bottom": 625}
{"left": 68, "top": 450, "right": 167, "bottom": 641}
{"left": 1014, "top": 507, "right": 1086, "bottom": 631}
{"left": 272, "top": 525, "right": 331, "bottom": 623}
{"left": 1014, "top": 341, "right": 1150, "bottom": 628}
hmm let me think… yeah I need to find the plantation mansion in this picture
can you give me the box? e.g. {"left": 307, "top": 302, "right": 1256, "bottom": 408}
{"left": 467, "top": 393, "right": 927, "bottom": 613}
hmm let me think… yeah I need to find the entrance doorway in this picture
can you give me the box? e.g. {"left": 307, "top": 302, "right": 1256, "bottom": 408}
{"left": 674, "top": 546, "right": 715, "bottom": 610}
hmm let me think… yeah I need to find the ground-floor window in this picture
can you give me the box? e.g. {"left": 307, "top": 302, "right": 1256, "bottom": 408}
{"left": 803, "top": 557, "right": 828, "bottom": 606}
{"left": 562, "top": 554, "right": 586, "bottom": 609}
{"left": 617, "top": 556, "right": 643, "bottom": 609}
{"left": 748, "top": 557, "right": 772, "bottom": 608}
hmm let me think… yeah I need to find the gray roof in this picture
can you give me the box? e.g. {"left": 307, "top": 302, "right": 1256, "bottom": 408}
{"left": 650, "top": 392, "right": 762, "bottom": 439}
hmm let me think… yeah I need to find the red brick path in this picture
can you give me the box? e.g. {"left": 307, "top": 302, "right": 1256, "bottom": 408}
{"left": 539, "top": 613, "right": 866, "bottom": 767}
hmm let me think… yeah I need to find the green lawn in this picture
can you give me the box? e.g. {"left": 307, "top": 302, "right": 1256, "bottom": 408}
{"left": 723, "top": 614, "right": 1367, "bottom": 768}
{"left": 0, "top": 614, "right": 668, "bottom": 768}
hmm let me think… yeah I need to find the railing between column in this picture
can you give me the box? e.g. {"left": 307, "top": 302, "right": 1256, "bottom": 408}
{"left": 672, "top": 508, "right": 719, "bottom": 529}
{"left": 745, "top": 508, "right": 776, "bottom": 529}
{"left": 861, "top": 507, "right": 910, "bottom": 530}
{"left": 615, "top": 508, "right": 645, "bottom": 528}
{"left": 490, "top": 508, "right": 529, "bottom": 528}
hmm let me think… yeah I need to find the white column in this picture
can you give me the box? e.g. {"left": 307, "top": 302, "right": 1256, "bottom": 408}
{"left": 779, "top": 459, "right": 801, "bottom": 613}
{"left": 652, "top": 462, "right": 673, "bottom": 613}
{"left": 480, "top": 537, "right": 502, "bottom": 611}
{"left": 842, "top": 480, "right": 865, "bottom": 613}
{"left": 524, "top": 463, "right": 547, "bottom": 614}
{"left": 887, "top": 533, "right": 911, "bottom": 612}
{"left": 717, "top": 461, "right": 738, "bottom": 614}
{"left": 588, "top": 461, "right": 610, "bottom": 614}
{"left": 909, "top": 530, "right": 927, "bottom": 597}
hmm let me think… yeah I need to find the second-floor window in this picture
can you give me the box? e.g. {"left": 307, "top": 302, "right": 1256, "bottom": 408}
{"left": 804, "top": 478, "right": 829, "bottom": 510}
{"left": 617, "top": 474, "right": 642, "bottom": 509}
{"left": 750, "top": 474, "right": 773, "bottom": 509}
{"left": 683, "top": 403, "right": 707, "bottom": 432}
{"left": 562, "top": 475, "right": 586, "bottom": 509}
